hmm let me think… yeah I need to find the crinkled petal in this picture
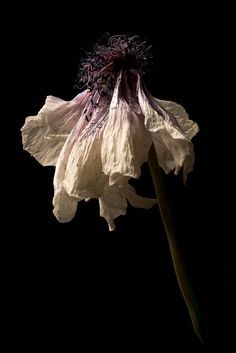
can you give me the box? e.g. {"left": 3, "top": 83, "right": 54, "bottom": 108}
{"left": 99, "top": 184, "right": 128, "bottom": 231}
{"left": 53, "top": 186, "right": 79, "bottom": 223}
{"left": 63, "top": 134, "right": 108, "bottom": 199}
{"left": 137, "top": 88, "right": 165, "bottom": 132}
{"left": 99, "top": 183, "right": 157, "bottom": 231}
{"left": 52, "top": 92, "right": 111, "bottom": 222}
{"left": 137, "top": 75, "right": 187, "bottom": 138}
{"left": 101, "top": 71, "right": 152, "bottom": 185}
{"left": 136, "top": 74, "right": 198, "bottom": 181}
{"left": 155, "top": 98, "right": 199, "bottom": 139}
{"left": 151, "top": 131, "right": 195, "bottom": 182}
{"left": 52, "top": 113, "right": 90, "bottom": 222}
{"left": 21, "top": 90, "right": 91, "bottom": 166}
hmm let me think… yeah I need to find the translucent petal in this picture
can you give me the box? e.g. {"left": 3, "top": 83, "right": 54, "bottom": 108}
{"left": 21, "top": 90, "right": 91, "bottom": 166}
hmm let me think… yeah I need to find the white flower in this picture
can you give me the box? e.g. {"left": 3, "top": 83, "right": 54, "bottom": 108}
{"left": 21, "top": 35, "right": 199, "bottom": 231}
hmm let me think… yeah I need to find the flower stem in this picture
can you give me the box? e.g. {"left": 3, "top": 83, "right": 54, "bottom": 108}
{"left": 148, "top": 143, "right": 204, "bottom": 343}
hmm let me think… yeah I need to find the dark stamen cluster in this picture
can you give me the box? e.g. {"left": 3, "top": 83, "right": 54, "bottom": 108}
{"left": 77, "top": 34, "right": 153, "bottom": 94}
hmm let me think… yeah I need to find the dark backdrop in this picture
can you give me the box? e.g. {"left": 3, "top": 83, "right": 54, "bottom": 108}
{"left": 8, "top": 3, "right": 234, "bottom": 351}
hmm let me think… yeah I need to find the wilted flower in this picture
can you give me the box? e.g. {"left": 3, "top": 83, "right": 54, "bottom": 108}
{"left": 21, "top": 34, "right": 199, "bottom": 231}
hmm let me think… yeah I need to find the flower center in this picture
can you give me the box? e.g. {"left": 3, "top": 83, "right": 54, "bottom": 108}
{"left": 76, "top": 34, "right": 153, "bottom": 95}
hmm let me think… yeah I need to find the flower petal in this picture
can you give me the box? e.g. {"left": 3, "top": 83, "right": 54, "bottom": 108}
{"left": 101, "top": 71, "right": 152, "bottom": 185}
{"left": 99, "top": 183, "right": 157, "bottom": 231}
{"left": 155, "top": 98, "right": 199, "bottom": 139}
{"left": 151, "top": 130, "right": 195, "bottom": 182}
{"left": 137, "top": 76, "right": 186, "bottom": 138}
{"left": 53, "top": 186, "right": 78, "bottom": 223}
{"left": 124, "top": 184, "right": 157, "bottom": 209}
{"left": 99, "top": 184, "right": 128, "bottom": 231}
{"left": 136, "top": 74, "right": 198, "bottom": 181}
{"left": 52, "top": 107, "right": 95, "bottom": 222}
{"left": 52, "top": 92, "right": 111, "bottom": 222}
{"left": 21, "top": 90, "right": 91, "bottom": 166}
{"left": 63, "top": 134, "right": 108, "bottom": 199}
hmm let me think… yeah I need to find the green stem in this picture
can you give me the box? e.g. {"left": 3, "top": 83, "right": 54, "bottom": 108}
{"left": 148, "top": 143, "right": 204, "bottom": 343}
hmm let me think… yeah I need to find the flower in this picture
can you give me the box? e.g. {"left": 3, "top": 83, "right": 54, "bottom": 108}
{"left": 21, "top": 34, "right": 199, "bottom": 231}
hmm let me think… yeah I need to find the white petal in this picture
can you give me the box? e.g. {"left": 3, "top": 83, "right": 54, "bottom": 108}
{"left": 136, "top": 74, "right": 198, "bottom": 181}
{"left": 63, "top": 134, "right": 108, "bottom": 199}
{"left": 155, "top": 98, "right": 199, "bottom": 139}
{"left": 99, "top": 182, "right": 157, "bottom": 231}
{"left": 52, "top": 92, "right": 111, "bottom": 221}
{"left": 52, "top": 110, "right": 92, "bottom": 221}
{"left": 102, "top": 72, "right": 152, "bottom": 185}
{"left": 21, "top": 90, "right": 91, "bottom": 166}
{"left": 99, "top": 184, "right": 128, "bottom": 231}
{"left": 124, "top": 184, "right": 157, "bottom": 209}
{"left": 53, "top": 186, "right": 79, "bottom": 223}
{"left": 151, "top": 130, "right": 195, "bottom": 182}
{"left": 137, "top": 88, "right": 164, "bottom": 132}
{"left": 137, "top": 76, "right": 188, "bottom": 139}
{"left": 61, "top": 100, "right": 112, "bottom": 200}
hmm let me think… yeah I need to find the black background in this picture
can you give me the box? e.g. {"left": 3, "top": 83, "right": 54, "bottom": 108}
{"left": 8, "top": 3, "right": 234, "bottom": 351}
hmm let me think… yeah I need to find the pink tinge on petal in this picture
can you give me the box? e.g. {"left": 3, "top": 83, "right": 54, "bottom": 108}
{"left": 78, "top": 90, "right": 111, "bottom": 140}
{"left": 155, "top": 98, "right": 199, "bottom": 140}
{"left": 136, "top": 74, "right": 183, "bottom": 135}
{"left": 136, "top": 72, "right": 198, "bottom": 181}
{"left": 39, "top": 89, "right": 92, "bottom": 132}
{"left": 22, "top": 57, "right": 199, "bottom": 228}
{"left": 21, "top": 89, "right": 92, "bottom": 166}
{"left": 53, "top": 91, "right": 112, "bottom": 221}
{"left": 101, "top": 70, "right": 152, "bottom": 184}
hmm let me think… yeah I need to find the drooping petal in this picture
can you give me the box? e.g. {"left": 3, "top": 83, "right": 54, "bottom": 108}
{"left": 124, "top": 184, "right": 157, "bottom": 209}
{"left": 99, "top": 182, "right": 157, "bottom": 231}
{"left": 155, "top": 98, "right": 199, "bottom": 139}
{"left": 136, "top": 74, "right": 198, "bottom": 181}
{"left": 63, "top": 134, "right": 108, "bottom": 199}
{"left": 21, "top": 90, "right": 91, "bottom": 166}
{"left": 137, "top": 75, "right": 187, "bottom": 137}
{"left": 52, "top": 96, "right": 111, "bottom": 221}
{"left": 99, "top": 184, "right": 128, "bottom": 231}
{"left": 151, "top": 130, "right": 195, "bottom": 182}
{"left": 153, "top": 98, "right": 199, "bottom": 181}
{"left": 53, "top": 186, "right": 78, "bottom": 223}
{"left": 52, "top": 113, "right": 91, "bottom": 222}
{"left": 101, "top": 71, "right": 152, "bottom": 185}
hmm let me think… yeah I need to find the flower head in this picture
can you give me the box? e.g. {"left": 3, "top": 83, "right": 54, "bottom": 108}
{"left": 21, "top": 34, "right": 199, "bottom": 231}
